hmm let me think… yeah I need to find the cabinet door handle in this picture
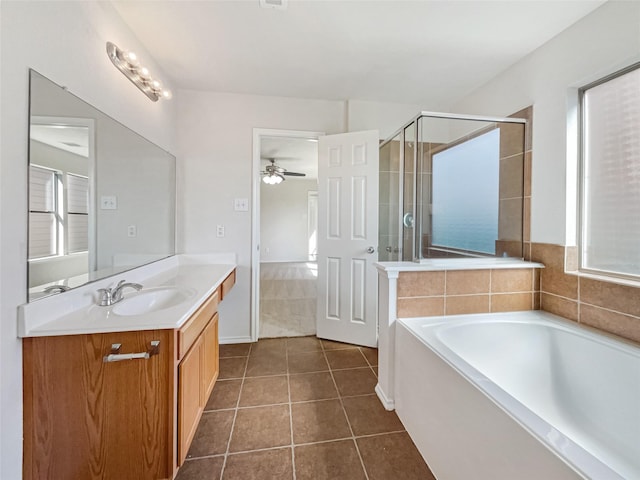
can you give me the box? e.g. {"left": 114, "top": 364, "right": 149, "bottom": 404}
{"left": 103, "top": 341, "right": 161, "bottom": 363}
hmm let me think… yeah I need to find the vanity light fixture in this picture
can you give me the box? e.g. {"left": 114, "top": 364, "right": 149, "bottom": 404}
{"left": 106, "top": 42, "right": 172, "bottom": 102}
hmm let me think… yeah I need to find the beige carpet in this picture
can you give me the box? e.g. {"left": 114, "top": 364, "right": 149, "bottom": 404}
{"left": 259, "top": 262, "right": 317, "bottom": 338}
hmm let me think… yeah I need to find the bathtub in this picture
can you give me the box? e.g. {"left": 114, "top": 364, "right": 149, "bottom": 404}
{"left": 395, "top": 311, "right": 640, "bottom": 480}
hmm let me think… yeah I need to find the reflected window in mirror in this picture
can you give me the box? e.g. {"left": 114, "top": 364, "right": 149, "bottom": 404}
{"left": 29, "top": 166, "right": 89, "bottom": 258}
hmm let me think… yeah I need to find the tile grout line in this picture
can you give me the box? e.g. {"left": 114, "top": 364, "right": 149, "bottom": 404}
{"left": 183, "top": 428, "right": 408, "bottom": 460}
{"left": 358, "top": 346, "right": 378, "bottom": 376}
{"left": 218, "top": 345, "right": 251, "bottom": 478}
{"left": 321, "top": 342, "right": 371, "bottom": 480}
{"left": 285, "top": 339, "right": 298, "bottom": 480}
{"left": 204, "top": 339, "right": 381, "bottom": 478}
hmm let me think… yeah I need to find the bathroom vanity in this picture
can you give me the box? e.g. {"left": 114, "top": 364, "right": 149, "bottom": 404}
{"left": 20, "top": 256, "right": 236, "bottom": 480}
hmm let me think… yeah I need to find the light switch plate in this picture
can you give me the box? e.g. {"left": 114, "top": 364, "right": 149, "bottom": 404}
{"left": 234, "top": 198, "right": 249, "bottom": 212}
{"left": 101, "top": 195, "right": 117, "bottom": 210}
{"left": 216, "top": 225, "right": 225, "bottom": 237}
{"left": 127, "top": 225, "right": 137, "bottom": 237}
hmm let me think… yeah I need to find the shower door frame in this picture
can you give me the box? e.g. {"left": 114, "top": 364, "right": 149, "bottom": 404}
{"left": 378, "top": 111, "right": 527, "bottom": 262}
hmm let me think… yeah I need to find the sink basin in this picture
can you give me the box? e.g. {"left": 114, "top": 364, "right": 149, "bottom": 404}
{"left": 112, "top": 287, "right": 195, "bottom": 316}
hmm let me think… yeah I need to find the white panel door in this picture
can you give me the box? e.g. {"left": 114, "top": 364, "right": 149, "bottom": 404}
{"left": 317, "top": 130, "right": 379, "bottom": 347}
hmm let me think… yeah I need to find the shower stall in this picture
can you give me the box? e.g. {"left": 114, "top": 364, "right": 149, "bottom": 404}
{"left": 379, "top": 112, "right": 526, "bottom": 262}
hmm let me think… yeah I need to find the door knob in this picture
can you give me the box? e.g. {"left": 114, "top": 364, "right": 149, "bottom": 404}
{"left": 366, "top": 246, "right": 375, "bottom": 254}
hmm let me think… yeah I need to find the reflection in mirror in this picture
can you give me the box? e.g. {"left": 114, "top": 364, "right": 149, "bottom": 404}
{"left": 28, "top": 70, "right": 176, "bottom": 302}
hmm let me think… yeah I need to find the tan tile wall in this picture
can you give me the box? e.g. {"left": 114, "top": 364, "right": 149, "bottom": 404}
{"left": 531, "top": 243, "right": 640, "bottom": 344}
{"left": 496, "top": 106, "right": 533, "bottom": 259}
{"left": 396, "top": 268, "right": 539, "bottom": 318}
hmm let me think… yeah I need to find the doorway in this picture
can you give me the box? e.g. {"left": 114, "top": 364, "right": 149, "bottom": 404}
{"left": 251, "top": 129, "right": 324, "bottom": 341}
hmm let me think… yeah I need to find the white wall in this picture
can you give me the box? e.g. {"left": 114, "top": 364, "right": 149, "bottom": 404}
{"left": 451, "top": 1, "right": 640, "bottom": 246}
{"left": 261, "top": 179, "right": 318, "bottom": 263}
{"left": 0, "top": 2, "right": 176, "bottom": 477}
{"left": 347, "top": 99, "right": 428, "bottom": 140}
{"left": 176, "top": 90, "right": 344, "bottom": 341}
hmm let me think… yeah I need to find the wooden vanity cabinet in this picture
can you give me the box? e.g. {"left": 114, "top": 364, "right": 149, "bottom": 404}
{"left": 23, "top": 268, "right": 235, "bottom": 480}
{"left": 220, "top": 268, "right": 236, "bottom": 300}
{"left": 23, "top": 329, "right": 176, "bottom": 480}
{"left": 176, "top": 289, "right": 220, "bottom": 465}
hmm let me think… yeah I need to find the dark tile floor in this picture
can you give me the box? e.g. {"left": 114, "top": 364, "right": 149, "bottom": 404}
{"left": 176, "top": 336, "right": 436, "bottom": 480}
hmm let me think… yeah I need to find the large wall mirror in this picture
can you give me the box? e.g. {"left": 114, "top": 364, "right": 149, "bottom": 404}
{"left": 28, "top": 70, "right": 176, "bottom": 302}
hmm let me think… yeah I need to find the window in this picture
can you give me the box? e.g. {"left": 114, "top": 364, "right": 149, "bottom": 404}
{"left": 580, "top": 64, "right": 640, "bottom": 279}
{"left": 29, "top": 165, "right": 89, "bottom": 260}
{"left": 28, "top": 166, "right": 59, "bottom": 259}
{"left": 66, "top": 174, "right": 89, "bottom": 253}
{"left": 431, "top": 128, "right": 500, "bottom": 255}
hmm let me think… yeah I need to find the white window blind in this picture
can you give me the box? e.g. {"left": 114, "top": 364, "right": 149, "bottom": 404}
{"left": 29, "top": 167, "right": 90, "bottom": 258}
{"left": 581, "top": 65, "right": 640, "bottom": 278}
{"left": 29, "top": 213, "right": 56, "bottom": 258}
{"left": 66, "top": 174, "right": 88, "bottom": 214}
{"left": 66, "top": 173, "right": 89, "bottom": 253}
{"left": 29, "top": 166, "right": 57, "bottom": 259}
{"left": 29, "top": 166, "right": 55, "bottom": 213}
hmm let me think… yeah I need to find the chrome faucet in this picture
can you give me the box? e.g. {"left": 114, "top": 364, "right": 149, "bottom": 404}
{"left": 97, "top": 280, "right": 143, "bottom": 306}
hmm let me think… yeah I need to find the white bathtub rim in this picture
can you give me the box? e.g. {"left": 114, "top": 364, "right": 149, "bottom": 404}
{"left": 397, "top": 311, "right": 634, "bottom": 480}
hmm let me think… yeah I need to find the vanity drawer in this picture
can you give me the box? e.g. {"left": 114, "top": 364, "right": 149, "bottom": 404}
{"left": 220, "top": 269, "right": 236, "bottom": 300}
{"left": 178, "top": 289, "right": 219, "bottom": 360}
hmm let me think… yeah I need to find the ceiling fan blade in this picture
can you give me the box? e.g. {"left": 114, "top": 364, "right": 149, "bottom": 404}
{"left": 282, "top": 171, "right": 306, "bottom": 177}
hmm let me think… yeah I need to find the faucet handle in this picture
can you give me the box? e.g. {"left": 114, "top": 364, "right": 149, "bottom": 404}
{"left": 97, "top": 288, "right": 112, "bottom": 306}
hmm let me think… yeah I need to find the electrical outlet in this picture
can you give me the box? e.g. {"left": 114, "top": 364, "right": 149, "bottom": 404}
{"left": 127, "top": 225, "right": 137, "bottom": 237}
{"left": 216, "top": 224, "right": 225, "bottom": 237}
{"left": 234, "top": 198, "right": 249, "bottom": 212}
{"left": 100, "top": 195, "right": 117, "bottom": 210}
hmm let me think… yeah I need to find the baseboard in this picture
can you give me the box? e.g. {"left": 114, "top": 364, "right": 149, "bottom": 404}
{"left": 219, "top": 336, "right": 253, "bottom": 345}
{"left": 375, "top": 383, "right": 395, "bottom": 411}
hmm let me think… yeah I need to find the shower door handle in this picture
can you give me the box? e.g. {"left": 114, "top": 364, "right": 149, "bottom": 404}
{"left": 366, "top": 246, "right": 375, "bottom": 254}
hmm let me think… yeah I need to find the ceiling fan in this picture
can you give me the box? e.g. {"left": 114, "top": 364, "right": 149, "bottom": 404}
{"left": 260, "top": 158, "right": 305, "bottom": 184}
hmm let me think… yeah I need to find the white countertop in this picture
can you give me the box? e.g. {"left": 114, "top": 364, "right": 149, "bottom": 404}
{"left": 375, "top": 257, "right": 543, "bottom": 274}
{"left": 18, "top": 254, "right": 236, "bottom": 338}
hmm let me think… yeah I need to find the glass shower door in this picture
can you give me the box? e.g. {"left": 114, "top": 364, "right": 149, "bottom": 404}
{"left": 378, "top": 133, "right": 401, "bottom": 261}
{"left": 402, "top": 123, "right": 416, "bottom": 261}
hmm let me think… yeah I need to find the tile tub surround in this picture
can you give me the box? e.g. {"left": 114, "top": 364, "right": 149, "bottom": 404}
{"left": 532, "top": 242, "right": 640, "bottom": 344}
{"left": 397, "top": 268, "right": 540, "bottom": 317}
{"left": 375, "top": 258, "right": 543, "bottom": 410}
{"left": 176, "top": 336, "right": 435, "bottom": 480}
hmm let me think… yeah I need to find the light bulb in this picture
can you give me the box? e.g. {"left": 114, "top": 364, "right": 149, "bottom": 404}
{"left": 122, "top": 50, "right": 139, "bottom": 68}
{"left": 151, "top": 79, "right": 162, "bottom": 92}
{"left": 139, "top": 66, "right": 151, "bottom": 80}
{"left": 262, "top": 175, "right": 270, "bottom": 184}
{"left": 162, "top": 89, "right": 173, "bottom": 100}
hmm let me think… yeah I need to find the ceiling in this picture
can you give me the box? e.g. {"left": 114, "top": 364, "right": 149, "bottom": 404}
{"left": 111, "top": 0, "right": 605, "bottom": 107}
{"left": 30, "top": 124, "right": 89, "bottom": 158}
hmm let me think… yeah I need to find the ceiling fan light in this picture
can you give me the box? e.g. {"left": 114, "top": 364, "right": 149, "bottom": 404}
{"left": 263, "top": 174, "right": 275, "bottom": 184}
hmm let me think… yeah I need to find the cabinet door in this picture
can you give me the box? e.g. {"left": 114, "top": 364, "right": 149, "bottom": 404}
{"left": 202, "top": 314, "right": 219, "bottom": 403}
{"left": 178, "top": 335, "right": 203, "bottom": 465}
{"left": 23, "top": 330, "right": 173, "bottom": 480}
